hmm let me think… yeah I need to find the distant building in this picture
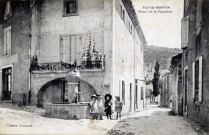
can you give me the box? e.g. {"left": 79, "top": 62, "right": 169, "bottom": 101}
{"left": 181, "top": 0, "right": 209, "bottom": 128}
{"left": 0, "top": 0, "right": 146, "bottom": 115}
{"left": 160, "top": 71, "right": 172, "bottom": 108}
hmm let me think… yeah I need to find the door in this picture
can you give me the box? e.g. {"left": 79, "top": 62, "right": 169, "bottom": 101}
{"left": 184, "top": 69, "right": 188, "bottom": 115}
{"left": 2, "top": 67, "right": 12, "bottom": 101}
{"left": 130, "top": 83, "right": 132, "bottom": 111}
{"left": 134, "top": 80, "right": 138, "bottom": 111}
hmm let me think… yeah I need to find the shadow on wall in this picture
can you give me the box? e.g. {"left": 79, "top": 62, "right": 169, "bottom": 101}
{"left": 37, "top": 78, "right": 97, "bottom": 108}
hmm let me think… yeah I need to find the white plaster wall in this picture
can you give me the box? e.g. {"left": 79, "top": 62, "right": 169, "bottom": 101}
{"left": 112, "top": 0, "right": 145, "bottom": 113}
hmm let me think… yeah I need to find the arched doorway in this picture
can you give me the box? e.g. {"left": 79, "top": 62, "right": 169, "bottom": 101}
{"left": 37, "top": 78, "right": 97, "bottom": 108}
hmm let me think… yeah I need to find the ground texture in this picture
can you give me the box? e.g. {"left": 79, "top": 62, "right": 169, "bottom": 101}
{"left": 0, "top": 105, "right": 207, "bottom": 135}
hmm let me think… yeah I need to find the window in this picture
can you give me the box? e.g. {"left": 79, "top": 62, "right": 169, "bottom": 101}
{"left": 2, "top": 67, "right": 12, "bottom": 101}
{"left": 120, "top": 37, "right": 125, "bottom": 63}
{"left": 60, "top": 35, "right": 81, "bottom": 64}
{"left": 192, "top": 56, "right": 203, "bottom": 102}
{"left": 4, "top": 0, "right": 11, "bottom": 20}
{"left": 121, "top": 5, "right": 125, "bottom": 23}
{"left": 122, "top": 81, "right": 125, "bottom": 104}
{"left": 3, "top": 26, "right": 11, "bottom": 55}
{"left": 64, "top": 0, "right": 78, "bottom": 16}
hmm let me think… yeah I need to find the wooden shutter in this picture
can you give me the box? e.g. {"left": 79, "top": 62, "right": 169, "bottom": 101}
{"left": 76, "top": 36, "right": 82, "bottom": 65}
{"left": 7, "top": 26, "right": 11, "bottom": 54}
{"left": 192, "top": 61, "right": 195, "bottom": 99}
{"left": 3, "top": 29, "right": 7, "bottom": 55}
{"left": 70, "top": 36, "right": 77, "bottom": 64}
{"left": 60, "top": 36, "right": 70, "bottom": 63}
{"left": 181, "top": 16, "right": 189, "bottom": 48}
{"left": 198, "top": 56, "right": 203, "bottom": 102}
{"left": 196, "top": 0, "right": 203, "bottom": 29}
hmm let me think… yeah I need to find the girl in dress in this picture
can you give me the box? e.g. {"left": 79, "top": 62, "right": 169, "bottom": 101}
{"left": 97, "top": 95, "right": 104, "bottom": 120}
{"left": 90, "top": 94, "right": 99, "bottom": 120}
{"left": 104, "top": 94, "right": 112, "bottom": 119}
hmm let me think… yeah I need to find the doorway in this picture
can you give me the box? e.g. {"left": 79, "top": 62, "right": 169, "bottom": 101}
{"left": 184, "top": 69, "right": 188, "bottom": 115}
{"left": 2, "top": 67, "right": 12, "bottom": 101}
{"left": 130, "top": 83, "right": 132, "bottom": 111}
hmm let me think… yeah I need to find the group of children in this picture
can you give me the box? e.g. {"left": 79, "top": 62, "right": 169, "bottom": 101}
{"left": 89, "top": 94, "right": 123, "bottom": 120}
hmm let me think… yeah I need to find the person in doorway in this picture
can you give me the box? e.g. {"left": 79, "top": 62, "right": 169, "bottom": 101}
{"left": 90, "top": 94, "right": 99, "bottom": 120}
{"left": 97, "top": 95, "right": 104, "bottom": 120}
{"left": 104, "top": 94, "right": 112, "bottom": 119}
{"left": 115, "top": 96, "right": 123, "bottom": 120}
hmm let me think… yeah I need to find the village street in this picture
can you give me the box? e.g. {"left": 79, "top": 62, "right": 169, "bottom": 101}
{"left": 0, "top": 105, "right": 207, "bottom": 135}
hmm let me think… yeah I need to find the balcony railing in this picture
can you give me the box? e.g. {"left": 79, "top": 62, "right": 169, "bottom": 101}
{"left": 30, "top": 56, "right": 105, "bottom": 72}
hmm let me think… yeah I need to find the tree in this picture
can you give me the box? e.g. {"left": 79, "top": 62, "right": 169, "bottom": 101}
{"left": 152, "top": 61, "right": 160, "bottom": 97}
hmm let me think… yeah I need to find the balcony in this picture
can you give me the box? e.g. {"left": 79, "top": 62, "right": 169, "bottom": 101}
{"left": 30, "top": 55, "right": 105, "bottom": 72}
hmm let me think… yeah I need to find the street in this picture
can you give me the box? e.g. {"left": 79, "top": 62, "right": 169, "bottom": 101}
{"left": 0, "top": 105, "right": 207, "bottom": 135}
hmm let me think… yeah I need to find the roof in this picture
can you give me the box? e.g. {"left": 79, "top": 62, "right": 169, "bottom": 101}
{"left": 170, "top": 53, "right": 182, "bottom": 70}
{"left": 122, "top": 0, "right": 147, "bottom": 45}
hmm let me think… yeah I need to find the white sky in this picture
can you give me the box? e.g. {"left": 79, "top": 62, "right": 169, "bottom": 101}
{"left": 133, "top": 0, "right": 184, "bottom": 48}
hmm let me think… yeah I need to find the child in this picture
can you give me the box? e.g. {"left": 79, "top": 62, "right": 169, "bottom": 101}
{"left": 97, "top": 95, "right": 104, "bottom": 120}
{"left": 115, "top": 96, "right": 123, "bottom": 120}
{"left": 104, "top": 94, "right": 112, "bottom": 119}
{"left": 90, "top": 94, "right": 98, "bottom": 120}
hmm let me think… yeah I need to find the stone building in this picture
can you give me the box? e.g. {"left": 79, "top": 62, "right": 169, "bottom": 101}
{"left": 170, "top": 53, "right": 183, "bottom": 115}
{"left": 181, "top": 0, "right": 209, "bottom": 128}
{"left": 0, "top": 0, "right": 146, "bottom": 115}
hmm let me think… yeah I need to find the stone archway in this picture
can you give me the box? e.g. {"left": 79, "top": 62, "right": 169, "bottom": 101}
{"left": 37, "top": 77, "right": 97, "bottom": 108}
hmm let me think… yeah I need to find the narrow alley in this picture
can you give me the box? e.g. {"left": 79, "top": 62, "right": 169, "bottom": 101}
{"left": 0, "top": 105, "right": 207, "bottom": 135}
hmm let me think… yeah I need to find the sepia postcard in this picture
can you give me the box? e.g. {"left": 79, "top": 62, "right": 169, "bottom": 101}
{"left": 0, "top": 0, "right": 208, "bottom": 134}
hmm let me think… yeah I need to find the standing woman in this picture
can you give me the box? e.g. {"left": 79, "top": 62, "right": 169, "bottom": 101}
{"left": 90, "top": 94, "right": 99, "bottom": 120}
{"left": 104, "top": 94, "right": 112, "bottom": 119}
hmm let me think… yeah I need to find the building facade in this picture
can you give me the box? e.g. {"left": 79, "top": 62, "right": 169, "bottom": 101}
{"left": 170, "top": 53, "right": 183, "bottom": 115}
{"left": 0, "top": 0, "right": 146, "bottom": 114}
{"left": 160, "top": 71, "right": 172, "bottom": 108}
{"left": 181, "top": 0, "right": 209, "bottom": 128}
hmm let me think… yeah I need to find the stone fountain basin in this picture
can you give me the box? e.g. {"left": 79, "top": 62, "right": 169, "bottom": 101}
{"left": 45, "top": 102, "right": 91, "bottom": 119}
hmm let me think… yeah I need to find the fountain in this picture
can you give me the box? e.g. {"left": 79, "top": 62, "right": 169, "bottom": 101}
{"left": 45, "top": 69, "right": 91, "bottom": 119}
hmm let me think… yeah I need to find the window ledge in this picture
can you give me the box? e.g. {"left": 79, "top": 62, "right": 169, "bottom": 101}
{"left": 63, "top": 13, "right": 79, "bottom": 17}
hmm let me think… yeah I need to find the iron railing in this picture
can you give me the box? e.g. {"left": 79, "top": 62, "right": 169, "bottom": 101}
{"left": 30, "top": 56, "right": 105, "bottom": 71}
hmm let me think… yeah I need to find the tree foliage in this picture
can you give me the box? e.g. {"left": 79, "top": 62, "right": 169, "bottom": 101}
{"left": 152, "top": 61, "right": 160, "bottom": 97}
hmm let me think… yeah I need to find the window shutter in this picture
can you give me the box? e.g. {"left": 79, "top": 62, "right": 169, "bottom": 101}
{"left": 76, "top": 36, "right": 82, "bottom": 65}
{"left": 7, "top": 26, "right": 11, "bottom": 54}
{"left": 181, "top": 16, "right": 189, "bottom": 48}
{"left": 60, "top": 36, "right": 70, "bottom": 63}
{"left": 3, "top": 29, "right": 7, "bottom": 55}
{"left": 196, "top": 0, "right": 203, "bottom": 29}
{"left": 198, "top": 56, "right": 203, "bottom": 102}
{"left": 70, "top": 36, "right": 77, "bottom": 64}
{"left": 192, "top": 61, "right": 195, "bottom": 99}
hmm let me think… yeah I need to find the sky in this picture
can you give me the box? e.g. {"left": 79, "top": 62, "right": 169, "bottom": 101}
{"left": 133, "top": 0, "right": 184, "bottom": 48}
